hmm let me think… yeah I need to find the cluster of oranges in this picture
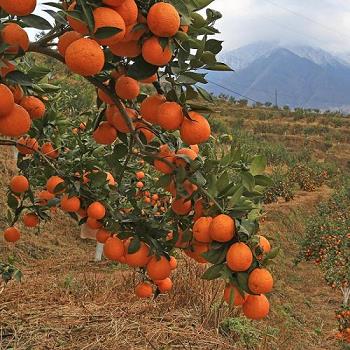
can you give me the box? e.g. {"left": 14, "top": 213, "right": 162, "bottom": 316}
{"left": 335, "top": 308, "right": 350, "bottom": 343}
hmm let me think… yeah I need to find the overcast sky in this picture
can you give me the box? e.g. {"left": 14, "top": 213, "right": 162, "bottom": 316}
{"left": 35, "top": 0, "right": 350, "bottom": 54}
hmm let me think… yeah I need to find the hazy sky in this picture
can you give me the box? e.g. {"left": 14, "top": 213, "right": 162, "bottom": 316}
{"left": 34, "top": 0, "right": 350, "bottom": 53}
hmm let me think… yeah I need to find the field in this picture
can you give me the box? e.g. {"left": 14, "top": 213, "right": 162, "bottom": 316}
{"left": 1, "top": 95, "right": 349, "bottom": 349}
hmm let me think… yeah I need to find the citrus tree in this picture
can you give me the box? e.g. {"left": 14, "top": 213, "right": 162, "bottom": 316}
{"left": 0, "top": 0, "right": 278, "bottom": 320}
{"left": 297, "top": 187, "right": 350, "bottom": 342}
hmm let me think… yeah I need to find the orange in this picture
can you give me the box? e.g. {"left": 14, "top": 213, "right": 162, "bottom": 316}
{"left": 156, "top": 277, "right": 173, "bottom": 293}
{"left": 0, "top": 60, "right": 15, "bottom": 78}
{"left": 93, "top": 7, "right": 126, "bottom": 46}
{"left": 10, "top": 175, "right": 29, "bottom": 193}
{"left": 102, "top": 0, "right": 126, "bottom": 6}
{"left": 135, "top": 282, "right": 153, "bottom": 298}
{"left": 124, "top": 240, "right": 151, "bottom": 267}
{"left": 172, "top": 197, "right": 192, "bottom": 215}
{"left": 142, "top": 36, "right": 172, "bottom": 66}
{"left": 147, "top": 3, "right": 180, "bottom": 38}
{"left": 190, "top": 144, "right": 199, "bottom": 155}
{"left": 41, "top": 142, "right": 59, "bottom": 159}
{"left": 37, "top": 190, "right": 54, "bottom": 205}
{"left": 112, "top": 0, "right": 138, "bottom": 25}
{"left": 10, "top": 85, "right": 24, "bottom": 104}
{"left": 194, "top": 198, "right": 204, "bottom": 222}
{"left": 86, "top": 217, "right": 102, "bottom": 229}
{"left": 122, "top": 23, "right": 146, "bottom": 42}
{"left": 140, "top": 94, "right": 166, "bottom": 124}
{"left": 93, "top": 121, "right": 117, "bottom": 145}
{"left": 98, "top": 87, "right": 115, "bottom": 105}
{"left": 223, "top": 285, "right": 247, "bottom": 306}
{"left": 0, "top": 0, "right": 36, "bottom": 16}
{"left": 0, "top": 104, "right": 31, "bottom": 137}
{"left": 175, "top": 148, "right": 197, "bottom": 167}
{"left": 23, "top": 213, "right": 39, "bottom": 228}
{"left": 87, "top": 201, "right": 106, "bottom": 220}
{"left": 146, "top": 256, "right": 171, "bottom": 281}
{"left": 110, "top": 40, "right": 141, "bottom": 58}
{"left": 136, "top": 181, "right": 144, "bottom": 189}
{"left": 106, "top": 172, "right": 116, "bottom": 186}
{"left": 248, "top": 268, "right": 273, "bottom": 294}
{"left": 193, "top": 217, "right": 212, "bottom": 243}
{"left": 136, "top": 171, "right": 145, "bottom": 180}
{"left": 16, "top": 136, "right": 39, "bottom": 155}
{"left": 103, "top": 236, "right": 125, "bottom": 261}
{"left": 1, "top": 23, "right": 29, "bottom": 53}
{"left": 46, "top": 176, "right": 65, "bottom": 194}
{"left": 188, "top": 242, "right": 209, "bottom": 263}
{"left": 0, "top": 83, "right": 14, "bottom": 117}
{"left": 183, "top": 180, "right": 198, "bottom": 196}
{"left": 57, "top": 31, "right": 82, "bottom": 56}
{"left": 209, "top": 214, "right": 235, "bottom": 242}
{"left": 20, "top": 96, "right": 46, "bottom": 120}
{"left": 60, "top": 195, "right": 81, "bottom": 212}
{"left": 242, "top": 294, "right": 270, "bottom": 320}
{"left": 180, "top": 112, "right": 211, "bottom": 145}
{"left": 65, "top": 38, "right": 105, "bottom": 77}
{"left": 258, "top": 235, "right": 271, "bottom": 254}
{"left": 106, "top": 105, "right": 136, "bottom": 133}
{"left": 154, "top": 150, "right": 175, "bottom": 174}
{"left": 169, "top": 256, "right": 177, "bottom": 270}
{"left": 3, "top": 227, "right": 20, "bottom": 243}
{"left": 96, "top": 228, "right": 112, "bottom": 243}
{"left": 115, "top": 76, "right": 140, "bottom": 100}
{"left": 226, "top": 242, "right": 253, "bottom": 272}
{"left": 67, "top": 2, "right": 88, "bottom": 35}
{"left": 157, "top": 102, "right": 183, "bottom": 131}
{"left": 134, "top": 122, "right": 155, "bottom": 144}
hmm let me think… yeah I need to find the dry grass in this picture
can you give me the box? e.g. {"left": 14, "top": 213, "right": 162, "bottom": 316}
{"left": 0, "top": 146, "right": 341, "bottom": 350}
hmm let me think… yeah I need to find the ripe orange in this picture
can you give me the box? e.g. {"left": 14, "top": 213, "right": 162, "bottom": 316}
{"left": 258, "top": 235, "right": 271, "bottom": 254}
{"left": 65, "top": 38, "right": 105, "bottom": 77}
{"left": 37, "top": 190, "right": 54, "bottom": 205}
{"left": 57, "top": 31, "right": 82, "bottom": 56}
{"left": 1, "top": 23, "right": 29, "bottom": 53}
{"left": 140, "top": 94, "right": 166, "bottom": 124}
{"left": 60, "top": 195, "right": 81, "bottom": 212}
{"left": 169, "top": 256, "right": 177, "bottom": 270}
{"left": 112, "top": 0, "right": 138, "bottom": 25}
{"left": 146, "top": 256, "right": 171, "bottom": 281}
{"left": 193, "top": 217, "right": 213, "bottom": 243}
{"left": 154, "top": 155, "right": 175, "bottom": 174}
{"left": 183, "top": 180, "right": 198, "bottom": 196}
{"left": 188, "top": 242, "right": 209, "bottom": 263}
{"left": 67, "top": 2, "right": 88, "bottom": 35}
{"left": 0, "top": 60, "right": 15, "bottom": 78}
{"left": 98, "top": 88, "right": 115, "bottom": 105}
{"left": 23, "top": 213, "right": 39, "bottom": 228}
{"left": 226, "top": 242, "right": 253, "bottom": 272}
{"left": 122, "top": 23, "right": 146, "bottom": 42}
{"left": 135, "top": 282, "right": 153, "bottom": 298}
{"left": 46, "top": 176, "right": 65, "bottom": 194}
{"left": 96, "top": 229, "right": 112, "bottom": 243}
{"left": 142, "top": 36, "right": 172, "bottom": 66}
{"left": 156, "top": 277, "right": 173, "bottom": 293}
{"left": 124, "top": 240, "right": 151, "bottom": 267}
{"left": 180, "top": 112, "right": 211, "bottom": 145}
{"left": 3, "top": 227, "right": 20, "bottom": 243}
{"left": 16, "top": 136, "right": 39, "bottom": 155}
{"left": 86, "top": 217, "right": 102, "bottom": 229}
{"left": 41, "top": 142, "right": 59, "bottom": 159}
{"left": 136, "top": 181, "right": 144, "bottom": 189}
{"left": 223, "top": 285, "right": 247, "bottom": 306}
{"left": 106, "top": 172, "right": 116, "bottom": 186}
{"left": 93, "top": 122, "right": 118, "bottom": 145}
{"left": 93, "top": 7, "right": 126, "bottom": 46}
{"left": 190, "top": 144, "right": 199, "bottom": 155}
{"left": 115, "top": 76, "right": 140, "bottom": 100}
{"left": 87, "top": 201, "right": 106, "bottom": 220}
{"left": 194, "top": 198, "right": 204, "bottom": 222}
{"left": 172, "top": 197, "right": 192, "bottom": 215}
{"left": 136, "top": 171, "right": 145, "bottom": 180}
{"left": 110, "top": 40, "right": 141, "bottom": 58}
{"left": 209, "top": 214, "right": 235, "bottom": 242}
{"left": 175, "top": 148, "right": 197, "bottom": 167}
{"left": 248, "top": 268, "right": 274, "bottom": 294}
{"left": 103, "top": 236, "right": 125, "bottom": 261}
{"left": 147, "top": 3, "right": 180, "bottom": 37}
{"left": 106, "top": 105, "right": 137, "bottom": 133}
{"left": 20, "top": 96, "right": 46, "bottom": 120}
{"left": 10, "top": 175, "right": 29, "bottom": 193}
{"left": 10, "top": 85, "right": 24, "bottom": 103}
{"left": 102, "top": 0, "right": 126, "bottom": 6}
{"left": 242, "top": 294, "right": 270, "bottom": 320}
{"left": 0, "top": 104, "right": 31, "bottom": 137}
{"left": 0, "top": 0, "right": 36, "bottom": 16}
{"left": 157, "top": 102, "right": 184, "bottom": 131}
{"left": 0, "top": 83, "right": 14, "bottom": 117}
{"left": 134, "top": 122, "right": 155, "bottom": 144}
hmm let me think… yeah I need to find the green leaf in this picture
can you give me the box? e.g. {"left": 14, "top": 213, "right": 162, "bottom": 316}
{"left": 7, "top": 193, "right": 19, "bottom": 210}
{"left": 228, "top": 185, "right": 244, "bottom": 207}
{"left": 192, "top": 0, "right": 215, "bottom": 10}
{"left": 241, "top": 172, "right": 255, "bottom": 192}
{"left": 5, "top": 71, "right": 33, "bottom": 86}
{"left": 255, "top": 175, "right": 273, "bottom": 187}
{"left": 263, "top": 247, "right": 280, "bottom": 263}
{"left": 87, "top": 172, "right": 107, "bottom": 186}
{"left": 216, "top": 171, "right": 229, "bottom": 193}
{"left": 113, "top": 143, "right": 128, "bottom": 159}
{"left": 202, "top": 264, "right": 224, "bottom": 280}
{"left": 204, "top": 39, "right": 223, "bottom": 54}
{"left": 250, "top": 155, "right": 267, "bottom": 176}
{"left": 128, "top": 237, "right": 141, "bottom": 254}
{"left": 203, "top": 63, "right": 233, "bottom": 71}
{"left": 20, "top": 14, "right": 52, "bottom": 30}
{"left": 95, "top": 27, "right": 122, "bottom": 39}
{"left": 127, "top": 56, "right": 159, "bottom": 80}
{"left": 156, "top": 174, "right": 172, "bottom": 188}
{"left": 196, "top": 86, "right": 213, "bottom": 102}
{"left": 77, "top": 0, "right": 94, "bottom": 32}
{"left": 236, "top": 272, "right": 250, "bottom": 293}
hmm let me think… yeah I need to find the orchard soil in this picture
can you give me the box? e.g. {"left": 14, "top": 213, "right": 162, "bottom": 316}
{"left": 0, "top": 147, "right": 340, "bottom": 349}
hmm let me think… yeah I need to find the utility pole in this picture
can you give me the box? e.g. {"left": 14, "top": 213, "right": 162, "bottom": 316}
{"left": 275, "top": 89, "right": 278, "bottom": 108}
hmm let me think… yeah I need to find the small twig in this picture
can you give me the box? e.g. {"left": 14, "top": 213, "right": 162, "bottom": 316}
{"left": 199, "top": 187, "right": 224, "bottom": 213}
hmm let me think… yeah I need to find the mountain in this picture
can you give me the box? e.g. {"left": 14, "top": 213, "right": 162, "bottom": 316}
{"left": 206, "top": 42, "right": 350, "bottom": 111}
